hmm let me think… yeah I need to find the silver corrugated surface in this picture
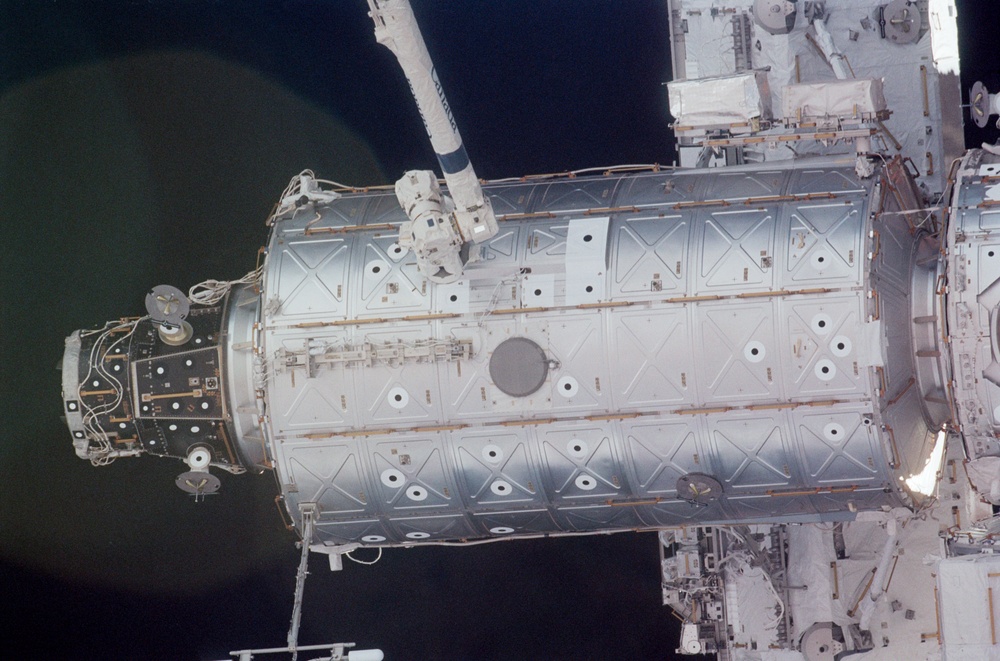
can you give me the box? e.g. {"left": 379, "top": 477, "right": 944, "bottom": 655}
{"left": 231, "top": 160, "right": 943, "bottom": 547}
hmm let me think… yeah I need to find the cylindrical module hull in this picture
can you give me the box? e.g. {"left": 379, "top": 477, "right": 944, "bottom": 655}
{"left": 227, "top": 158, "right": 945, "bottom": 548}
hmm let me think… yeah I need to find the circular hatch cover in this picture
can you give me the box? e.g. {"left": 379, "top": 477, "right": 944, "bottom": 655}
{"left": 676, "top": 473, "right": 723, "bottom": 505}
{"left": 489, "top": 337, "right": 548, "bottom": 397}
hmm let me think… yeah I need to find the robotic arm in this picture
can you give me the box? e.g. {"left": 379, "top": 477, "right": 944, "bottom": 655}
{"left": 368, "top": 0, "right": 498, "bottom": 283}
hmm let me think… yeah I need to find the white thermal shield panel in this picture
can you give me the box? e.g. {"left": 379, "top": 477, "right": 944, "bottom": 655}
{"left": 782, "top": 78, "right": 888, "bottom": 122}
{"left": 667, "top": 71, "right": 772, "bottom": 127}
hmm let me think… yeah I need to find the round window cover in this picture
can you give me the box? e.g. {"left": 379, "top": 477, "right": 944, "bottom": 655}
{"left": 489, "top": 337, "right": 548, "bottom": 397}
{"left": 145, "top": 284, "right": 190, "bottom": 325}
{"left": 676, "top": 473, "right": 722, "bottom": 505}
{"left": 972, "top": 81, "right": 991, "bottom": 128}
{"left": 175, "top": 470, "right": 221, "bottom": 495}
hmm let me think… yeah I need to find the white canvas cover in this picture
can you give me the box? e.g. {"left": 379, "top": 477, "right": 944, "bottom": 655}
{"left": 667, "top": 71, "right": 772, "bottom": 127}
{"left": 938, "top": 554, "right": 1000, "bottom": 660}
{"left": 782, "top": 78, "right": 888, "bottom": 122}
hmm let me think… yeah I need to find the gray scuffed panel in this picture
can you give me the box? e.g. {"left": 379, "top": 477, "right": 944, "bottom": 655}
{"left": 639, "top": 500, "right": 730, "bottom": 527}
{"left": 351, "top": 234, "right": 430, "bottom": 317}
{"left": 792, "top": 405, "right": 883, "bottom": 486}
{"left": 389, "top": 514, "right": 477, "bottom": 542}
{"left": 724, "top": 493, "right": 817, "bottom": 521}
{"left": 525, "top": 220, "right": 568, "bottom": 264}
{"left": 471, "top": 509, "right": 558, "bottom": 536}
{"left": 620, "top": 417, "right": 709, "bottom": 497}
{"left": 450, "top": 428, "right": 546, "bottom": 509}
{"left": 267, "top": 330, "right": 355, "bottom": 434}
{"left": 485, "top": 183, "right": 537, "bottom": 217}
{"left": 553, "top": 504, "right": 645, "bottom": 532}
{"left": 609, "top": 307, "right": 697, "bottom": 409}
{"left": 266, "top": 236, "right": 350, "bottom": 324}
{"left": 694, "top": 299, "right": 782, "bottom": 405}
{"left": 474, "top": 226, "right": 522, "bottom": 273}
{"left": 616, "top": 172, "right": 701, "bottom": 207}
{"left": 355, "top": 326, "right": 443, "bottom": 426}
{"left": 269, "top": 368, "right": 353, "bottom": 434}
{"left": 779, "top": 293, "right": 867, "bottom": 399}
{"left": 276, "top": 195, "right": 371, "bottom": 234}
{"left": 699, "top": 170, "right": 787, "bottom": 200}
{"left": 611, "top": 213, "right": 690, "bottom": 300}
{"left": 870, "top": 212, "right": 912, "bottom": 297}
{"left": 708, "top": 410, "right": 799, "bottom": 493}
{"left": 369, "top": 436, "right": 460, "bottom": 514}
{"left": 362, "top": 191, "right": 409, "bottom": 225}
{"left": 695, "top": 207, "right": 777, "bottom": 295}
{"left": 783, "top": 199, "right": 865, "bottom": 287}
{"left": 545, "top": 314, "right": 610, "bottom": 414}
{"left": 532, "top": 179, "right": 620, "bottom": 214}
{"left": 880, "top": 386, "right": 935, "bottom": 479}
{"left": 284, "top": 440, "right": 374, "bottom": 517}
{"left": 537, "top": 424, "right": 626, "bottom": 504}
{"left": 786, "top": 168, "right": 864, "bottom": 196}
{"left": 314, "top": 519, "right": 394, "bottom": 546}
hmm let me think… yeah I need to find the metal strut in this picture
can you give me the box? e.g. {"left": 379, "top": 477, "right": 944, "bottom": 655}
{"left": 287, "top": 504, "right": 317, "bottom": 660}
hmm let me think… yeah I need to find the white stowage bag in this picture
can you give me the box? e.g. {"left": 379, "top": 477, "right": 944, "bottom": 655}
{"left": 786, "top": 524, "right": 836, "bottom": 629}
{"left": 965, "top": 456, "right": 1000, "bottom": 504}
{"left": 667, "top": 71, "right": 772, "bottom": 127}
{"left": 782, "top": 78, "right": 888, "bottom": 122}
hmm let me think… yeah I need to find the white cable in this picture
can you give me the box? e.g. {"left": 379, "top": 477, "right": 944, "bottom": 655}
{"left": 315, "top": 177, "right": 360, "bottom": 191}
{"left": 344, "top": 548, "right": 383, "bottom": 566}
{"left": 188, "top": 266, "right": 263, "bottom": 306}
{"left": 720, "top": 526, "right": 749, "bottom": 545}
{"left": 760, "top": 567, "right": 786, "bottom": 630}
{"left": 477, "top": 270, "right": 522, "bottom": 328}
{"left": 484, "top": 164, "right": 670, "bottom": 185}
{"left": 190, "top": 170, "right": 342, "bottom": 316}
{"left": 76, "top": 317, "right": 147, "bottom": 465}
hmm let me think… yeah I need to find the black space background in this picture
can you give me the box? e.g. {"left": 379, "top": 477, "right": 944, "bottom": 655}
{"left": 1, "top": 2, "right": 998, "bottom": 660}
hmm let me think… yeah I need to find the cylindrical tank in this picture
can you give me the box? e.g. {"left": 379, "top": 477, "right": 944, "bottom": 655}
{"left": 238, "top": 158, "right": 946, "bottom": 546}
{"left": 61, "top": 156, "right": 949, "bottom": 548}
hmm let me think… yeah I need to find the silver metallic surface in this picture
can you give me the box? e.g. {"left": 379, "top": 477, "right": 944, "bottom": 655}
{"left": 61, "top": 331, "right": 88, "bottom": 458}
{"left": 222, "top": 284, "right": 267, "bottom": 470}
{"left": 59, "top": 161, "right": 945, "bottom": 545}
{"left": 218, "top": 159, "right": 946, "bottom": 547}
{"left": 946, "top": 150, "right": 1000, "bottom": 459}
